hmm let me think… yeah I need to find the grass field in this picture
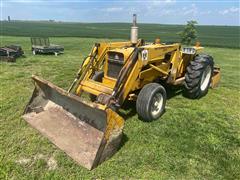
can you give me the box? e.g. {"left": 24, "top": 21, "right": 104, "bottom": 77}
{"left": 0, "top": 36, "right": 240, "bottom": 179}
{"left": 1, "top": 21, "right": 240, "bottom": 48}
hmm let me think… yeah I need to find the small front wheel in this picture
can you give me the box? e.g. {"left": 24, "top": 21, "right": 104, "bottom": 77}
{"left": 136, "top": 83, "right": 167, "bottom": 121}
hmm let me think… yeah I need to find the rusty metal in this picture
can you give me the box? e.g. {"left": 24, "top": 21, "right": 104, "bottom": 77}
{"left": 0, "top": 45, "right": 24, "bottom": 62}
{"left": 97, "top": 93, "right": 112, "bottom": 105}
{"left": 22, "top": 75, "right": 123, "bottom": 170}
{"left": 211, "top": 67, "right": 221, "bottom": 88}
{"left": 0, "top": 56, "right": 16, "bottom": 62}
{"left": 22, "top": 14, "right": 221, "bottom": 171}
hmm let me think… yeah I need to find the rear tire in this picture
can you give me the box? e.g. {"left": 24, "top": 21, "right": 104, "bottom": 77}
{"left": 136, "top": 83, "right": 167, "bottom": 121}
{"left": 184, "top": 54, "right": 214, "bottom": 99}
{"left": 89, "top": 71, "right": 104, "bottom": 102}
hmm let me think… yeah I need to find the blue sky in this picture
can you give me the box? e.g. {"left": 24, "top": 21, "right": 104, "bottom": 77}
{"left": 1, "top": 0, "right": 240, "bottom": 25}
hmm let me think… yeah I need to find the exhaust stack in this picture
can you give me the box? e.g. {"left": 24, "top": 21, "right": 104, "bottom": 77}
{"left": 131, "top": 14, "right": 138, "bottom": 44}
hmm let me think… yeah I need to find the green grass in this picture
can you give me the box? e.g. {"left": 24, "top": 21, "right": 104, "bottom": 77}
{"left": 1, "top": 21, "right": 240, "bottom": 48}
{"left": 0, "top": 36, "right": 240, "bottom": 179}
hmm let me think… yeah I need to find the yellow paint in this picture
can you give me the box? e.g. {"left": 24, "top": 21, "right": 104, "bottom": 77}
{"left": 105, "top": 108, "right": 124, "bottom": 140}
{"left": 70, "top": 39, "right": 221, "bottom": 144}
{"left": 74, "top": 40, "right": 219, "bottom": 108}
{"left": 211, "top": 67, "right": 221, "bottom": 88}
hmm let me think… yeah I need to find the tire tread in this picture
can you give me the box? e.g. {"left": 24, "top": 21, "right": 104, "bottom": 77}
{"left": 184, "top": 54, "right": 214, "bottom": 99}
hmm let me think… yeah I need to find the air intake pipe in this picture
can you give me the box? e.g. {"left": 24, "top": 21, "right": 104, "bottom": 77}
{"left": 131, "top": 14, "right": 138, "bottom": 45}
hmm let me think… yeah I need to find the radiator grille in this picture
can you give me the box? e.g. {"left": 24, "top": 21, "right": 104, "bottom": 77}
{"left": 107, "top": 52, "right": 124, "bottom": 79}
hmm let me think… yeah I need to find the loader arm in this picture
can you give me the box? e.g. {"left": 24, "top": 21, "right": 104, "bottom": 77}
{"left": 70, "top": 43, "right": 184, "bottom": 108}
{"left": 110, "top": 44, "right": 182, "bottom": 106}
{"left": 111, "top": 48, "right": 140, "bottom": 105}
{"left": 22, "top": 14, "right": 221, "bottom": 171}
{"left": 67, "top": 44, "right": 99, "bottom": 93}
{"left": 75, "top": 42, "right": 138, "bottom": 96}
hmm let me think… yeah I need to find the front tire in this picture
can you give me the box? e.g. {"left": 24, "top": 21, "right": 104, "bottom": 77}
{"left": 136, "top": 83, "right": 167, "bottom": 121}
{"left": 184, "top": 54, "right": 214, "bottom": 99}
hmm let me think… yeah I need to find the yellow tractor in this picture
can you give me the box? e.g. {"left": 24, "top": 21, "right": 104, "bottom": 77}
{"left": 23, "top": 15, "right": 220, "bottom": 170}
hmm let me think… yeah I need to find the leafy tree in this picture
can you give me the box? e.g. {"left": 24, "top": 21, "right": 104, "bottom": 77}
{"left": 178, "top": 20, "right": 198, "bottom": 45}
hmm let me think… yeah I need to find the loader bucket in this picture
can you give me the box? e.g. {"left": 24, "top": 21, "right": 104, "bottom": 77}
{"left": 22, "top": 75, "right": 124, "bottom": 170}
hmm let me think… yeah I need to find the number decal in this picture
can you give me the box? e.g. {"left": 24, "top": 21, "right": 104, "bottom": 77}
{"left": 142, "top": 50, "right": 148, "bottom": 61}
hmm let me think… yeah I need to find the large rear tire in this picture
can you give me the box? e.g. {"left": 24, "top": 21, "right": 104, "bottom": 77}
{"left": 136, "top": 83, "right": 167, "bottom": 121}
{"left": 89, "top": 71, "right": 104, "bottom": 102}
{"left": 184, "top": 54, "right": 214, "bottom": 99}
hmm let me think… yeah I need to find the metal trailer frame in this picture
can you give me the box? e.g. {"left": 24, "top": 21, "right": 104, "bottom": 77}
{"left": 31, "top": 37, "right": 64, "bottom": 56}
{"left": 0, "top": 45, "right": 24, "bottom": 62}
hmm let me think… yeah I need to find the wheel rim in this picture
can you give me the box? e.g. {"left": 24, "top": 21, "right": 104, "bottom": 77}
{"left": 150, "top": 93, "right": 163, "bottom": 118}
{"left": 200, "top": 65, "right": 212, "bottom": 91}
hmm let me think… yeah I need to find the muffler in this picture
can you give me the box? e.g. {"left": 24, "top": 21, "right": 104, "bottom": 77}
{"left": 23, "top": 75, "right": 124, "bottom": 170}
{"left": 131, "top": 14, "right": 138, "bottom": 44}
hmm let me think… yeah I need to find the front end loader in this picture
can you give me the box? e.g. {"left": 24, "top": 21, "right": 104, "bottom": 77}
{"left": 23, "top": 14, "right": 220, "bottom": 170}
